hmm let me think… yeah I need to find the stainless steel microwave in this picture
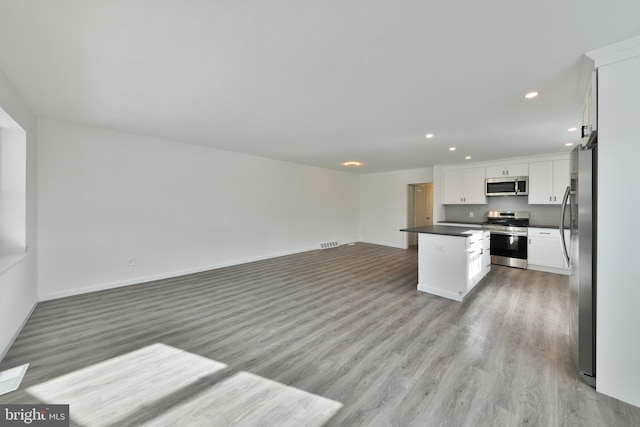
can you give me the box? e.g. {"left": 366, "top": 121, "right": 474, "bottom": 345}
{"left": 485, "top": 176, "right": 528, "bottom": 196}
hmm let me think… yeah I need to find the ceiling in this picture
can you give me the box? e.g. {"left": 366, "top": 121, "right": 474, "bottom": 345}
{"left": 0, "top": 1, "right": 639, "bottom": 173}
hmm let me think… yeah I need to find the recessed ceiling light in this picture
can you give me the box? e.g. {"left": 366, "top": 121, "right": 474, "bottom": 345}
{"left": 565, "top": 143, "right": 574, "bottom": 146}
{"left": 449, "top": 147, "right": 456, "bottom": 151}
{"left": 425, "top": 133, "right": 434, "bottom": 139}
{"left": 524, "top": 91, "right": 539, "bottom": 99}
{"left": 568, "top": 127, "right": 578, "bottom": 132}
{"left": 465, "top": 156, "right": 472, "bottom": 160}
{"left": 342, "top": 161, "right": 362, "bottom": 167}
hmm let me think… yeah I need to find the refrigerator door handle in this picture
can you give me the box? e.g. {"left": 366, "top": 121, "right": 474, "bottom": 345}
{"left": 560, "top": 185, "right": 571, "bottom": 266}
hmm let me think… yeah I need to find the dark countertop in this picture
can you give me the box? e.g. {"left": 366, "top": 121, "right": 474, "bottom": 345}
{"left": 400, "top": 225, "right": 485, "bottom": 237}
{"left": 529, "top": 224, "right": 561, "bottom": 229}
{"left": 439, "top": 220, "right": 562, "bottom": 229}
{"left": 437, "top": 220, "right": 485, "bottom": 226}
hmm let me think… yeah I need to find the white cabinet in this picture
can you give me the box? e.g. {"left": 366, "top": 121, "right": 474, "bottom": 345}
{"left": 528, "top": 227, "right": 570, "bottom": 273}
{"left": 468, "top": 229, "right": 491, "bottom": 287}
{"left": 442, "top": 167, "right": 486, "bottom": 204}
{"left": 551, "top": 160, "right": 570, "bottom": 204}
{"left": 528, "top": 159, "right": 570, "bottom": 204}
{"left": 416, "top": 230, "right": 490, "bottom": 301}
{"left": 482, "top": 231, "right": 491, "bottom": 278}
{"left": 442, "top": 169, "right": 463, "bottom": 204}
{"left": 485, "top": 163, "right": 528, "bottom": 178}
{"left": 465, "top": 231, "right": 485, "bottom": 292}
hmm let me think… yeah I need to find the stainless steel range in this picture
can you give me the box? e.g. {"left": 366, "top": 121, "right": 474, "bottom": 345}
{"left": 483, "top": 211, "right": 529, "bottom": 269}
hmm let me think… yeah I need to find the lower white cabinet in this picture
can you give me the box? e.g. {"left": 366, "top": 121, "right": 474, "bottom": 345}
{"left": 482, "top": 232, "right": 491, "bottom": 278}
{"left": 527, "top": 227, "right": 570, "bottom": 274}
{"left": 417, "top": 230, "right": 490, "bottom": 301}
{"left": 466, "top": 230, "right": 491, "bottom": 292}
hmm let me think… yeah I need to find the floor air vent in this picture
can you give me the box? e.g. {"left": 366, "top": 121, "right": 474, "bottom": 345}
{"left": 320, "top": 241, "right": 339, "bottom": 249}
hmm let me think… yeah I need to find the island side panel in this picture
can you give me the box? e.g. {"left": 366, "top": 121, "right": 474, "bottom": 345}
{"left": 417, "top": 232, "right": 467, "bottom": 301}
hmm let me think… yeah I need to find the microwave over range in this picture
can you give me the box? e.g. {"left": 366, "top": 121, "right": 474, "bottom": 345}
{"left": 485, "top": 176, "right": 528, "bottom": 196}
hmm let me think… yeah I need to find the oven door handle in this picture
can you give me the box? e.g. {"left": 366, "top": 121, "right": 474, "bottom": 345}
{"left": 489, "top": 230, "right": 527, "bottom": 237}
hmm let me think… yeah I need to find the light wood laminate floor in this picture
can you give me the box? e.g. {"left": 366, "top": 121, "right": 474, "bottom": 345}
{"left": 1, "top": 243, "right": 639, "bottom": 426}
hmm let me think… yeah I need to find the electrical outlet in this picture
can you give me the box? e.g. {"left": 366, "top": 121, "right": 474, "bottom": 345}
{"left": 128, "top": 258, "right": 135, "bottom": 267}
{"left": 469, "top": 212, "right": 474, "bottom": 218}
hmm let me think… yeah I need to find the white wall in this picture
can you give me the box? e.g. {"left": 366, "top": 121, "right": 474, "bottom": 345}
{"left": 0, "top": 70, "right": 38, "bottom": 360}
{"left": 0, "top": 128, "right": 27, "bottom": 253}
{"left": 433, "top": 165, "right": 445, "bottom": 223}
{"left": 359, "top": 168, "right": 433, "bottom": 249}
{"left": 38, "top": 119, "right": 360, "bottom": 300}
{"left": 595, "top": 53, "right": 640, "bottom": 407}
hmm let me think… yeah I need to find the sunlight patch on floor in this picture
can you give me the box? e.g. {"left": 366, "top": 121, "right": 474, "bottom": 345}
{"left": 27, "top": 343, "right": 227, "bottom": 426}
{"left": 147, "top": 371, "right": 343, "bottom": 426}
{"left": 26, "top": 343, "right": 342, "bottom": 426}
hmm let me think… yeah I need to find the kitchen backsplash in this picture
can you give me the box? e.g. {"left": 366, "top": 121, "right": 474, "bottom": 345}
{"left": 444, "top": 197, "right": 563, "bottom": 227}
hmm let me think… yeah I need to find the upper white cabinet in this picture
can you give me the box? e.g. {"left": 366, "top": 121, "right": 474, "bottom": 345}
{"left": 485, "top": 163, "right": 528, "bottom": 178}
{"left": 528, "top": 160, "right": 570, "bottom": 204}
{"left": 551, "top": 160, "right": 570, "bottom": 202}
{"left": 442, "top": 168, "right": 486, "bottom": 205}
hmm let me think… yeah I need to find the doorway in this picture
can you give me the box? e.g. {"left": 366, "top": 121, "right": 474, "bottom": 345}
{"left": 407, "top": 183, "right": 434, "bottom": 247}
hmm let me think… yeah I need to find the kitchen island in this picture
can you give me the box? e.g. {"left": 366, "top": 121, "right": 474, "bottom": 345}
{"left": 401, "top": 226, "right": 490, "bottom": 301}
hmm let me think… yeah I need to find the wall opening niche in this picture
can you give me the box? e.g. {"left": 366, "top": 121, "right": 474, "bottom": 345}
{"left": 0, "top": 106, "right": 27, "bottom": 268}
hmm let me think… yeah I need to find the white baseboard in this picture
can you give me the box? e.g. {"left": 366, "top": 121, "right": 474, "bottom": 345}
{"left": 38, "top": 245, "right": 322, "bottom": 302}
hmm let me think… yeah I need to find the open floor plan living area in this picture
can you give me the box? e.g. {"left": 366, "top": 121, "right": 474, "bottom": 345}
{"left": 1, "top": 1, "right": 640, "bottom": 426}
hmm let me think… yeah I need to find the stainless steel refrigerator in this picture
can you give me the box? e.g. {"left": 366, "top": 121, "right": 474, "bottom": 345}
{"left": 560, "top": 132, "right": 597, "bottom": 387}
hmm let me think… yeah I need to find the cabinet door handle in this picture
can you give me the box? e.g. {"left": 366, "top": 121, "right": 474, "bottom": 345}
{"left": 540, "top": 232, "right": 551, "bottom": 235}
{"left": 549, "top": 196, "right": 552, "bottom": 202}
